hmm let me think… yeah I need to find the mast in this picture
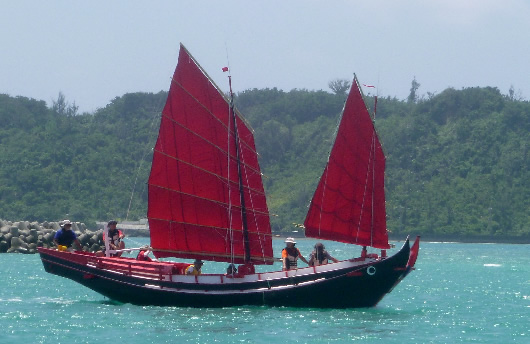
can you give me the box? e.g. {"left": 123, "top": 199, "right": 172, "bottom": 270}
{"left": 227, "top": 74, "right": 251, "bottom": 263}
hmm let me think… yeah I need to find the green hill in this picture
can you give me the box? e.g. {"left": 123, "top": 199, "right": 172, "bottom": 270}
{"left": 1, "top": 85, "right": 528, "bottom": 241}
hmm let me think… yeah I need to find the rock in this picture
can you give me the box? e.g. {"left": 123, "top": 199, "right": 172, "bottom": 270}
{"left": 90, "top": 234, "right": 98, "bottom": 245}
{"left": 29, "top": 222, "right": 39, "bottom": 230}
{"left": 78, "top": 234, "right": 89, "bottom": 245}
{"left": 7, "top": 246, "right": 29, "bottom": 253}
{"left": 0, "top": 225, "right": 10, "bottom": 235}
{"left": 0, "top": 241, "right": 8, "bottom": 253}
{"left": 11, "top": 237, "right": 26, "bottom": 249}
{"left": 26, "top": 233, "right": 38, "bottom": 244}
{"left": 10, "top": 226, "right": 19, "bottom": 237}
{"left": 17, "top": 221, "right": 29, "bottom": 231}
{"left": 4, "top": 233, "right": 13, "bottom": 243}
{"left": 42, "top": 232, "right": 54, "bottom": 244}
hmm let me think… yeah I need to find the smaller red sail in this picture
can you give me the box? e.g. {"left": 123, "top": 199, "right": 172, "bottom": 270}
{"left": 147, "top": 44, "right": 273, "bottom": 264}
{"left": 304, "top": 77, "right": 390, "bottom": 249}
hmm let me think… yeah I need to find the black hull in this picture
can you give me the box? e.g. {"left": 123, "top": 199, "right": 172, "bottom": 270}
{"left": 38, "top": 237, "right": 419, "bottom": 308}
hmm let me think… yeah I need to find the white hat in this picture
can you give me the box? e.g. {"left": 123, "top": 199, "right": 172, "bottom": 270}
{"left": 285, "top": 237, "right": 296, "bottom": 244}
{"left": 62, "top": 220, "right": 72, "bottom": 226}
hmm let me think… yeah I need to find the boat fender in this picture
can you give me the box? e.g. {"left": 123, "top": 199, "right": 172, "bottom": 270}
{"left": 367, "top": 266, "right": 376, "bottom": 276}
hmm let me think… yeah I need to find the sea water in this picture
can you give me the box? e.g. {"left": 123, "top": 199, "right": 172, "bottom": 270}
{"left": 1, "top": 238, "right": 528, "bottom": 343}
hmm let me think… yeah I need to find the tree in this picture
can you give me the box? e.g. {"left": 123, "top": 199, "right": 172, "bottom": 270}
{"left": 52, "top": 92, "right": 78, "bottom": 116}
{"left": 328, "top": 79, "right": 351, "bottom": 96}
{"left": 407, "top": 77, "right": 420, "bottom": 103}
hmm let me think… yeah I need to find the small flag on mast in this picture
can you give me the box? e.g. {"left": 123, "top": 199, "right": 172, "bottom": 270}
{"left": 363, "top": 84, "right": 375, "bottom": 88}
{"left": 222, "top": 67, "right": 229, "bottom": 72}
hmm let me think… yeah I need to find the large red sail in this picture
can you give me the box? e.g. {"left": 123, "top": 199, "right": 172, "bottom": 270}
{"left": 147, "top": 44, "right": 273, "bottom": 264}
{"left": 304, "top": 78, "right": 390, "bottom": 249}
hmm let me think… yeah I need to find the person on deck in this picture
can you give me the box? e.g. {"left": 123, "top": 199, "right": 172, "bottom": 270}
{"left": 186, "top": 259, "right": 204, "bottom": 275}
{"left": 53, "top": 220, "right": 83, "bottom": 251}
{"left": 137, "top": 248, "right": 154, "bottom": 262}
{"left": 307, "top": 242, "right": 339, "bottom": 266}
{"left": 281, "top": 237, "right": 309, "bottom": 270}
{"left": 97, "top": 220, "right": 125, "bottom": 257}
{"left": 226, "top": 263, "right": 237, "bottom": 276}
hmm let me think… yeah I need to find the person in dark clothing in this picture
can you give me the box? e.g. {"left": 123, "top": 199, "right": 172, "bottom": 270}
{"left": 53, "top": 220, "right": 82, "bottom": 251}
{"left": 307, "top": 242, "right": 339, "bottom": 266}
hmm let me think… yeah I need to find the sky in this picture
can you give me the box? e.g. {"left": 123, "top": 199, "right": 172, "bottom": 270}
{"left": 1, "top": 1, "right": 529, "bottom": 113}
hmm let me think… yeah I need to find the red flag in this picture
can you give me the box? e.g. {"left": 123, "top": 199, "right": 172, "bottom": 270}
{"left": 222, "top": 67, "right": 229, "bottom": 72}
{"left": 363, "top": 84, "right": 375, "bottom": 88}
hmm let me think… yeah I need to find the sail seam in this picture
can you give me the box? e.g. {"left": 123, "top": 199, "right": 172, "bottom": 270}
{"left": 148, "top": 184, "right": 270, "bottom": 216}
{"left": 159, "top": 111, "right": 263, "bottom": 181}
{"left": 149, "top": 217, "right": 274, "bottom": 237}
{"left": 152, "top": 149, "right": 266, "bottom": 197}
{"left": 168, "top": 77, "right": 261, "bottom": 158}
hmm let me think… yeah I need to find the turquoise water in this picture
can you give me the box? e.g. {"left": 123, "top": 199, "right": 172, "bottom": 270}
{"left": 1, "top": 238, "right": 528, "bottom": 343}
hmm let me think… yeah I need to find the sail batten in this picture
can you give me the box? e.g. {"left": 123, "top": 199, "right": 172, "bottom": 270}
{"left": 304, "top": 77, "right": 389, "bottom": 249}
{"left": 168, "top": 77, "right": 261, "bottom": 158}
{"left": 148, "top": 44, "right": 273, "bottom": 264}
{"left": 148, "top": 185, "right": 270, "bottom": 216}
{"left": 152, "top": 150, "right": 267, "bottom": 198}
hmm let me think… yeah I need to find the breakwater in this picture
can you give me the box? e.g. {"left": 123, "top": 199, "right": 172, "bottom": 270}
{"left": 0, "top": 219, "right": 104, "bottom": 254}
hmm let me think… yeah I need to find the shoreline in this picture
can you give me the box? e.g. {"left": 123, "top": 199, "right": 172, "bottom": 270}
{"left": 271, "top": 232, "right": 530, "bottom": 245}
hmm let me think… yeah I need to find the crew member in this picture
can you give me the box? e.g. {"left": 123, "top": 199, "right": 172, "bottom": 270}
{"left": 307, "top": 242, "right": 339, "bottom": 266}
{"left": 53, "top": 220, "right": 83, "bottom": 251}
{"left": 186, "top": 259, "right": 204, "bottom": 275}
{"left": 281, "top": 237, "right": 308, "bottom": 270}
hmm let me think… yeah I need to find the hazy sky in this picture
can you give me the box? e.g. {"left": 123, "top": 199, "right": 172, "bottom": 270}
{"left": 2, "top": 1, "right": 529, "bottom": 113}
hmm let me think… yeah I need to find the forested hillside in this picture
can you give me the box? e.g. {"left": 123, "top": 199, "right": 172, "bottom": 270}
{"left": 1, "top": 85, "right": 528, "bottom": 241}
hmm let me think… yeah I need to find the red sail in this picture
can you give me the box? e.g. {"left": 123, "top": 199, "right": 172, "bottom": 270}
{"left": 147, "top": 44, "right": 273, "bottom": 264}
{"left": 304, "top": 78, "right": 390, "bottom": 249}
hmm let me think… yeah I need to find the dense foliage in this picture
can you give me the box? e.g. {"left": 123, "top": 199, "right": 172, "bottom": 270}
{"left": 1, "top": 85, "right": 528, "bottom": 241}
{"left": 0, "top": 92, "right": 165, "bottom": 227}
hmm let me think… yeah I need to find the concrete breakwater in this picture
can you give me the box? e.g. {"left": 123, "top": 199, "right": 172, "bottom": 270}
{"left": 0, "top": 219, "right": 104, "bottom": 254}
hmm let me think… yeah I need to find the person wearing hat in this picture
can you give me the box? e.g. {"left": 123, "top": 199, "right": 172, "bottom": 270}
{"left": 101, "top": 220, "right": 125, "bottom": 257}
{"left": 281, "top": 237, "right": 309, "bottom": 270}
{"left": 307, "top": 242, "right": 339, "bottom": 266}
{"left": 186, "top": 259, "right": 204, "bottom": 275}
{"left": 53, "top": 220, "right": 83, "bottom": 251}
